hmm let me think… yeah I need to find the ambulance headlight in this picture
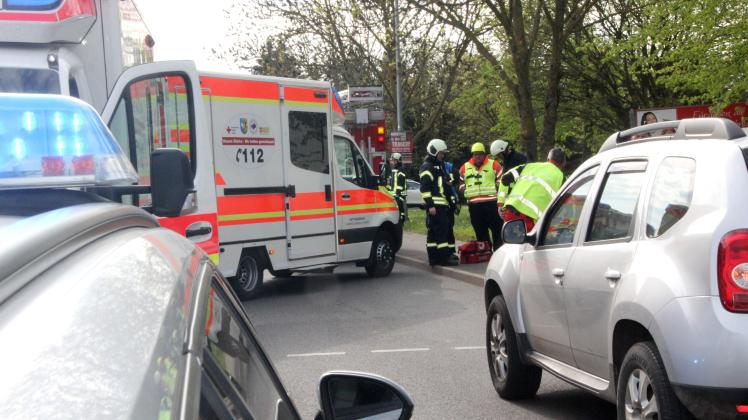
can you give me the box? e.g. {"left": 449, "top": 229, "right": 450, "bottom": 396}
{"left": 0, "top": 93, "right": 137, "bottom": 189}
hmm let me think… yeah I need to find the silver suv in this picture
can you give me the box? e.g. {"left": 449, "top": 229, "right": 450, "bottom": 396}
{"left": 484, "top": 118, "right": 748, "bottom": 419}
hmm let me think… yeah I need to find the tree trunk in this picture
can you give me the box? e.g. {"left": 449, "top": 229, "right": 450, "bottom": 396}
{"left": 540, "top": 0, "right": 565, "bottom": 156}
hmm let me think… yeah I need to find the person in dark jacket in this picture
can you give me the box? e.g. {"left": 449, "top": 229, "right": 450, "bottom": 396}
{"left": 419, "top": 139, "right": 459, "bottom": 266}
{"left": 490, "top": 139, "right": 528, "bottom": 173}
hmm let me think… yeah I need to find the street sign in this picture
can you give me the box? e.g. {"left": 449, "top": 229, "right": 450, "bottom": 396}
{"left": 389, "top": 131, "right": 413, "bottom": 164}
{"left": 345, "top": 86, "right": 384, "bottom": 103}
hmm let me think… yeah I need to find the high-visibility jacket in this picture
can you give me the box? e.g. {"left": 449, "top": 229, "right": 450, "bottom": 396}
{"left": 497, "top": 164, "right": 524, "bottom": 206}
{"left": 387, "top": 168, "right": 407, "bottom": 200}
{"left": 502, "top": 162, "right": 563, "bottom": 220}
{"left": 460, "top": 158, "right": 501, "bottom": 203}
{"left": 419, "top": 156, "right": 451, "bottom": 207}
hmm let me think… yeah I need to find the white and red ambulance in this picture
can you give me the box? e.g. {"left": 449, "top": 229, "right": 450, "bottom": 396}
{"left": 0, "top": 0, "right": 402, "bottom": 299}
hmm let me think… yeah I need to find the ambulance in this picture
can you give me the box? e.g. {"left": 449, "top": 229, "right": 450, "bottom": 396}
{"left": 0, "top": 0, "right": 402, "bottom": 299}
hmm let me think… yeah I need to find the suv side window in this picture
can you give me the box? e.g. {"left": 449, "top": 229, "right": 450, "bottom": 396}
{"left": 540, "top": 167, "right": 597, "bottom": 246}
{"left": 289, "top": 111, "right": 329, "bottom": 173}
{"left": 201, "top": 280, "right": 293, "bottom": 420}
{"left": 586, "top": 161, "right": 647, "bottom": 243}
{"left": 645, "top": 157, "right": 696, "bottom": 238}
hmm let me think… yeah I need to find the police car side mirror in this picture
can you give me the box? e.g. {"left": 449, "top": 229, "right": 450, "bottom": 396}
{"left": 317, "top": 371, "right": 413, "bottom": 420}
{"left": 150, "top": 149, "right": 194, "bottom": 217}
{"left": 502, "top": 219, "right": 534, "bottom": 245}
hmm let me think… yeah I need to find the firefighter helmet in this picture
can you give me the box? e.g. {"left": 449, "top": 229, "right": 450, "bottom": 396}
{"left": 391, "top": 152, "right": 402, "bottom": 161}
{"left": 471, "top": 142, "right": 486, "bottom": 153}
{"left": 427, "top": 139, "right": 448, "bottom": 156}
{"left": 490, "top": 139, "right": 509, "bottom": 155}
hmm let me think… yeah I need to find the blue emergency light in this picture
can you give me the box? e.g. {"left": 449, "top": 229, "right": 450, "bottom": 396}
{"left": 5, "top": 0, "right": 61, "bottom": 9}
{"left": 0, "top": 93, "right": 137, "bottom": 189}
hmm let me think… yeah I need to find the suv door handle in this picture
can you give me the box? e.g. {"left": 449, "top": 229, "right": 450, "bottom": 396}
{"left": 605, "top": 269, "right": 622, "bottom": 281}
{"left": 552, "top": 268, "right": 564, "bottom": 286}
{"left": 341, "top": 192, "right": 351, "bottom": 200}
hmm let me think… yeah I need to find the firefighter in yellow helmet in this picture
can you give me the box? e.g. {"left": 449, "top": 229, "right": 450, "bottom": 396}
{"left": 459, "top": 142, "right": 503, "bottom": 250}
{"left": 420, "top": 139, "right": 459, "bottom": 266}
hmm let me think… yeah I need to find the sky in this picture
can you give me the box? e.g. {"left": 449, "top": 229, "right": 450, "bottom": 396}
{"left": 134, "top": 0, "right": 259, "bottom": 71}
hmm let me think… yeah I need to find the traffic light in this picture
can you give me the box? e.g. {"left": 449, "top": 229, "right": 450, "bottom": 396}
{"left": 377, "top": 125, "right": 385, "bottom": 143}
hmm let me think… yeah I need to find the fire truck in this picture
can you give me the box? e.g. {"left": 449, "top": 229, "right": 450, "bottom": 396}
{"left": 0, "top": 0, "right": 402, "bottom": 299}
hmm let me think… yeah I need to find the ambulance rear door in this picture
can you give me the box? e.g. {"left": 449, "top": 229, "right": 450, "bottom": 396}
{"left": 280, "top": 84, "right": 337, "bottom": 261}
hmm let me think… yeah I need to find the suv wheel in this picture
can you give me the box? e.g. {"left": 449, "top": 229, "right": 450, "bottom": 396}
{"left": 486, "top": 295, "right": 542, "bottom": 399}
{"left": 365, "top": 232, "right": 395, "bottom": 277}
{"left": 617, "top": 341, "right": 689, "bottom": 420}
{"left": 231, "top": 254, "right": 264, "bottom": 300}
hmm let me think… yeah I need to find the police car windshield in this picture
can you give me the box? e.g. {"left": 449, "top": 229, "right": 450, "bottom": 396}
{"left": 0, "top": 93, "right": 137, "bottom": 189}
{"left": 0, "top": 68, "right": 60, "bottom": 94}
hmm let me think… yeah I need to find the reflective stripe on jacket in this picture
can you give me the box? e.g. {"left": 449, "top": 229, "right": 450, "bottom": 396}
{"left": 461, "top": 158, "right": 500, "bottom": 202}
{"left": 497, "top": 164, "right": 524, "bottom": 205}
{"left": 387, "top": 169, "right": 408, "bottom": 199}
{"left": 419, "top": 157, "right": 450, "bottom": 207}
{"left": 503, "top": 162, "right": 563, "bottom": 220}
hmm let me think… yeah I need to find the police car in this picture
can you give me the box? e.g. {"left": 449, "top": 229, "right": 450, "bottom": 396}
{"left": 0, "top": 94, "right": 413, "bottom": 419}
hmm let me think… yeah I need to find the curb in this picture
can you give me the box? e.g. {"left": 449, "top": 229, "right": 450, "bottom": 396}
{"left": 396, "top": 254, "right": 484, "bottom": 287}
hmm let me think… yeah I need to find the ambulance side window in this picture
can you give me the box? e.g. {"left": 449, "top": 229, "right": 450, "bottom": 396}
{"left": 334, "top": 136, "right": 356, "bottom": 182}
{"left": 289, "top": 111, "right": 329, "bottom": 174}
{"left": 108, "top": 74, "right": 195, "bottom": 205}
{"left": 334, "top": 136, "right": 372, "bottom": 189}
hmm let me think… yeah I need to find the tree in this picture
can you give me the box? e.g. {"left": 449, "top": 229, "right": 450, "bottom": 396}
{"left": 410, "top": 0, "right": 597, "bottom": 159}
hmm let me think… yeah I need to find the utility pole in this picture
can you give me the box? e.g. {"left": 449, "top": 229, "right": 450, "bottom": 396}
{"left": 394, "top": 0, "right": 403, "bottom": 132}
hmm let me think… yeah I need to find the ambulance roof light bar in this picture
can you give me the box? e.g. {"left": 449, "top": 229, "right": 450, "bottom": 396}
{"left": 0, "top": 93, "right": 137, "bottom": 189}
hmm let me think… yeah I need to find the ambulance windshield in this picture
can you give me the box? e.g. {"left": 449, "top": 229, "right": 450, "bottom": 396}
{"left": 0, "top": 68, "right": 60, "bottom": 94}
{"left": 0, "top": 93, "right": 138, "bottom": 189}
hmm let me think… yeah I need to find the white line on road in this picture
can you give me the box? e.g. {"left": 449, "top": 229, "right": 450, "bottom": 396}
{"left": 371, "top": 348, "right": 430, "bottom": 353}
{"left": 454, "top": 346, "right": 484, "bottom": 350}
{"left": 287, "top": 352, "right": 346, "bottom": 358}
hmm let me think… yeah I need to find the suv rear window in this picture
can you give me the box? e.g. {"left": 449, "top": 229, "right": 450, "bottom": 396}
{"left": 645, "top": 157, "right": 696, "bottom": 238}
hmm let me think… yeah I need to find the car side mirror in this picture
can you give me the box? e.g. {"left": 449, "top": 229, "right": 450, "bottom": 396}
{"left": 150, "top": 149, "right": 194, "bottom": 217}
{"left": 317, "top": 371, "right": 413, "bottom": 420}
{"left": 502, "top": 219, "right": 535, "bottom": 244}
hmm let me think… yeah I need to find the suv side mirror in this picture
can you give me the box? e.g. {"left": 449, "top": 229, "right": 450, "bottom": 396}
{"left": 150, "top": 149, "right": 194, "bottom": 217}
{"left": 502, "top": 219, "right": 535, "bottom": 244}
{"left": 317, "top": 371, "right": 413, "bottom": 420}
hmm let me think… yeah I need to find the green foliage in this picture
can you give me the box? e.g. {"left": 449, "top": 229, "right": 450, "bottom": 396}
{"left": 635, "top": 0, "right": 748, "bottom": 106}
{"left": 404, "top": 208, "right": 476, "bottom": 242}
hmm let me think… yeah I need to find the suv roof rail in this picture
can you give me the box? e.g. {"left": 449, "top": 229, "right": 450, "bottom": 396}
{"left": 598, "top": 118, "right": 746, "bottom": 153}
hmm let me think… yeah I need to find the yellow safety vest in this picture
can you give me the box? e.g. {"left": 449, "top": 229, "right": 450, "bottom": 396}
{"left": 463, "top": 159, "right": 499, "bottom": 201}
{"left": 503, "top": 162, "right": 564, "bottom": 220}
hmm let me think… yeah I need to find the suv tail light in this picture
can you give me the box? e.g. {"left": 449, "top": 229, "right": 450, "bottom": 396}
{"left": 718, "top": 230, "right": 748, "bottom": 312}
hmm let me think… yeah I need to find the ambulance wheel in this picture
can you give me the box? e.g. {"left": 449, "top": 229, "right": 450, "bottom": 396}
{"left": 365, "top": 232, "right": 395, "bottom": 278}
{"left": 231, "top": 255, "right": 264, "bottom": 300}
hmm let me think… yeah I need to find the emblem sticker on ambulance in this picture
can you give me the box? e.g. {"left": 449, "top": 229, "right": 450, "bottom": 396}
{"left": 221, "top": 113, "right": 275, "bottom": 168}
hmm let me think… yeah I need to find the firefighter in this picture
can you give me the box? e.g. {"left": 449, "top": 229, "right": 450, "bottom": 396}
{"left": 420, "top": 139, "right": 459, "bottom": 266}
{"left": 444, "top": 159, "right": 460, "bottom": 255}
{"left": 490, "top": 139, "right": 528, "bottom": 173}
{"left": 460, "top": 142, "right": 503, "bottom": 250}
{"left": 499, "top": 148, "right": 565, "bottom": 232}
{"left": 387, "top": 152, "right": 408, "bottom": 223}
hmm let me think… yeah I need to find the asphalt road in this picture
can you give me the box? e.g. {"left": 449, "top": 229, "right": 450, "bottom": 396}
{"left": 243, "top": 263, "right": 617, "bottom": 420}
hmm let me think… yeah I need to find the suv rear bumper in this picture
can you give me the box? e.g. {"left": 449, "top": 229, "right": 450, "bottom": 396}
{"left": 672, "top": 384, "right": 748, "bottom": 419}
{"left": 652, "top": 296, "right": 748, "bottom": 388}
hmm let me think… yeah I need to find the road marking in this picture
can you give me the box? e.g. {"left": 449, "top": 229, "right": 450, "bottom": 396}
{"left": 371, "top": 348, "right": 430, "bottom": 353}
{"left": 454, "top": 346, "right": 484, "bottom": 350}
{"left": 287, "top": 352, "right": 345, "bottom": 358}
